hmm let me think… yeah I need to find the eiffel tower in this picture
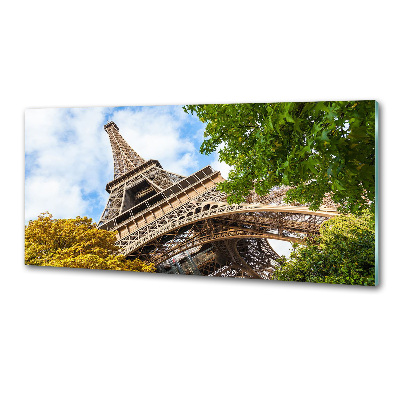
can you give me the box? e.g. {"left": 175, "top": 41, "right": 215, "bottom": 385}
{"left": 98, "top": 121, "right": 337, "bottom": 279}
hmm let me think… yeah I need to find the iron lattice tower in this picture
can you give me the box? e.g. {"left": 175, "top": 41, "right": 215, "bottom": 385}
{"left": 98, "top": 121, "right": 337, "bottom": 279}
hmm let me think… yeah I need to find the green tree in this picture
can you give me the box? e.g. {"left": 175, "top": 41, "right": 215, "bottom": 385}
{"left": 184, "top": 101, "right": 375, "bottom": 214}
{"left": 25, "top": 212, "right": 156, "bottom": 272}
{"left": 273, "top": 211, "right": 375, "bottom": 285}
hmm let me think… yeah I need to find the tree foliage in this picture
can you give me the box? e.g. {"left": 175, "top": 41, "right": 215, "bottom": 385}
{"left": 25, "top": 212, "right": 156, "bottom": 272}
{"left": 273, "top": 211, "right": 375, "bottom": 285}
{"left": 184, "top": 101, "right": 375, "bottom": 214}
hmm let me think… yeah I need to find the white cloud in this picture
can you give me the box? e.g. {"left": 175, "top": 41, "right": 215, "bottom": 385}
{"left": 110, "top": 106, "right": 199, "bottom": 176}
{"left": 268, "top": 239, "right": 294, "bottom": 257}
{"left": 25, "top": 107, "right": 111, "bottom": 223}
{"left": 210, "top": 143, "right": 233, "bottom": 179}
{"left": 25, "top": 176, "right": 88, "bottom": 222}
{"left": 211, "top": 158, "right": 232, "bottom": 180}
{"left": 24, "top": 105, "right": 203, "bottom": 224}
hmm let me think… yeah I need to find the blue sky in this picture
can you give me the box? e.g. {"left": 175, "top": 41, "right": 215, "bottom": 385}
{"left": 24, "top": 105, "right": 231, "bottom": 225}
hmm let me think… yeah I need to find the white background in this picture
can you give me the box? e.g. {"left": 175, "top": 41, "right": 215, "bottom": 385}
{"left": 1, "top": 1, "right": 398, "bottom": 399}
